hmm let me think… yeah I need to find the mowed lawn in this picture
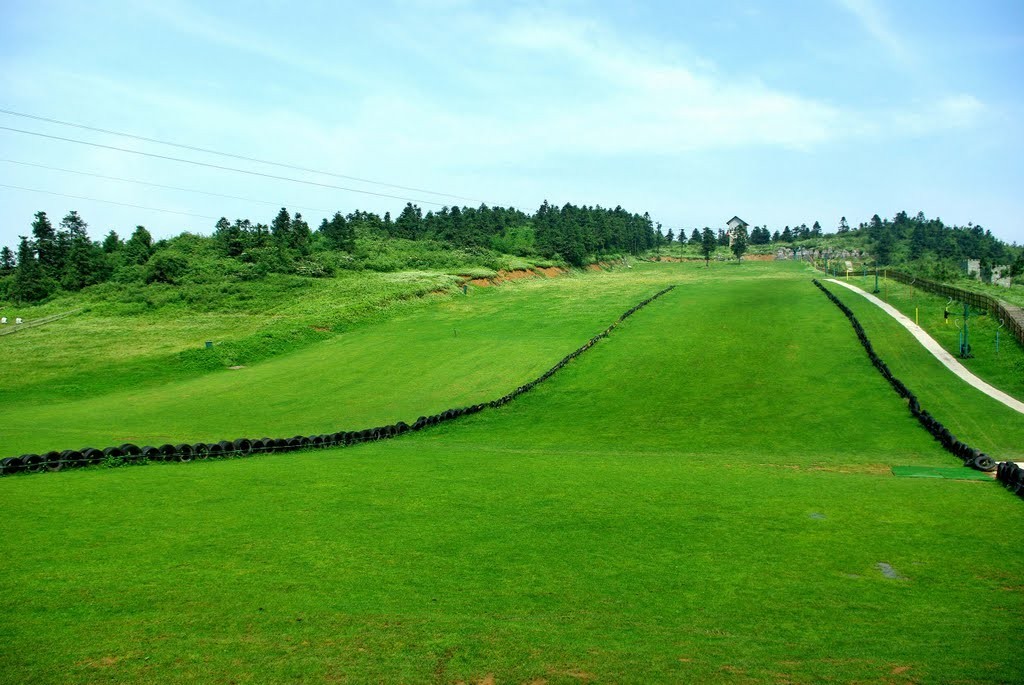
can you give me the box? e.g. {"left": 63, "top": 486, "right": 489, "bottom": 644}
{"left": 1, "top": 262, "right": 1021, "bottom": 684}
{"left": 0, "top": 268, "right": 668, "bottom": 456}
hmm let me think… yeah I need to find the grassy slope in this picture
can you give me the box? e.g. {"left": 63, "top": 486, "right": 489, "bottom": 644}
{"left": 0, "top": 268, "right": 663, "bottom": 457}
{"left": 822, "top": 278, "right": 1024, "bottom": 460}
{"left": 1, "top": 261, "right": 1021, "bottom": 684}
{"left": 833, "top": 272, "right": 1024, "bottom": 402}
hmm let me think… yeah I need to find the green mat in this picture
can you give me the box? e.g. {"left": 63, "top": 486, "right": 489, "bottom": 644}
{"left": 892, "top": 465, "right": 994, "bottom": 481}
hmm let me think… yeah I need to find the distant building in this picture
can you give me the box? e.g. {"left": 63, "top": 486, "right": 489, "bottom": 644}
{"left": 726, "top": 216, "right": 748, "bottom": 247}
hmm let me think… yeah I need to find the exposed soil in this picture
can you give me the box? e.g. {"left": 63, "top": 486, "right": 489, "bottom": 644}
{"left": 742, "top": 254, "right": 776, "bottom": 261}
{"left": 469, "top": 278, "right": 492, "bottom": 287}
{"left": 536, "top": 266, "right": 566, "bottom": 278}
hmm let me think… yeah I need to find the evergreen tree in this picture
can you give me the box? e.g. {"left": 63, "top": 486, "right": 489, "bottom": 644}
{"left": 665, "top": 228, "right": 674, "bottom": 245}
{"left": 11, "top": 235, "right": 52, "bottom": 302}
{"left": 59, "top": 211, "right": 106, "bottom": 290}
{"left": 395, "top": 203, "right": 423, "bottom": 240}
{"left": 31, "top": 211, "right": 61, "bottom": 277}
{"left": 102, "top": 230, "right": 122, "bottom": 253}
{"left": 772, "top": 230, "right": 781, "bottom": 242}
{"left": 781, "top": 226, "right": 793, "bottom": 242}
{"left": 0, "top": 245, "right": 14, "bottom": 275}
{"left": 811, "top": 220, "right": 822, "bottom": 237}
{"left": 290, "top": 212, "right": 311, "bottom": 252}
{"left": 124, "top": 226, "right": 154, "bottom": 265}
{"left": 730, "top": 225, "right": 748, "bottom": 261}
{"left": 271, "top": 207, "right": 292, "bottom": 247}
{"left": 838, "top": 216, "right": 849, "bottom": 233}
{"left": 319, "top": 212, "right": 355, "bottom": 251}
{"left": 700, "top": 227, "right": 716, "bottom": 266}
{"left": 690, "top": 228, "right": 700, "bottom": 244}
{"left": 213, "top": 217, "right": 245, "bottom": 257}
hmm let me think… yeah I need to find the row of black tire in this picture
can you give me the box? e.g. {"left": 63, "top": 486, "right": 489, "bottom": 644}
{"left": 995, "top": 461, "right": 1024, "bottom": 498}
{"left": 812, "top": 279, "right": 996, "bottom": 472}
{"left": 0, "top": 285, "right": 677, "bottom": 477}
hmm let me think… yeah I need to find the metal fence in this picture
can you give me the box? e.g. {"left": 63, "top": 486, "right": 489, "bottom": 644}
{"left": 870, "top": 270, "right": 1024, "bottom": 348}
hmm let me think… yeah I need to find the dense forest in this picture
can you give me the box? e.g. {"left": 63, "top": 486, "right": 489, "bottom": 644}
{"left": 2, "top": 202, "right": 1022, "bottom": 305}
{"left": 0, "top": 201, "right": 658, "bottom": 303}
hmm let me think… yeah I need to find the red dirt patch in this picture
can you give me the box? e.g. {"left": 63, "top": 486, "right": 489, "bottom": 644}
{"left": 497, "top": 269, "right": 537, "bottom": 282}
{"left": 536, "top": 266, "right": 565, "bottom": 278}
{"left": 587, "top": 263, "right": 603, "bottom": 271}
{"left": 469, "top": 278, "right": 492, "bottom": 287}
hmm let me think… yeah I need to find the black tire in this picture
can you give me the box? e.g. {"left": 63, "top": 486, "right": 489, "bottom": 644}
{"left": 217, "top": 440, "right": 235, "bottom": 455}
{"left": 43, "top": 450, "right": 64, "bottom": 472}
{"left": 310, "top": 435, "right": 325, "bottom": 448}
{"left": 157, "top": 444, "right": 177, "bottom": 461}
{"left": 103, "top": 446, "right": 124, "bottom": 460}
{"left": 207, "top": 443, "right": 224, "bottom": 458}
{"left": 972, "top": 454, "right": 996, "bottom": 472}
{"left": 118, "top": 443, "right": 142, "bottom": 457}
{"left": 1, "top": 457, "right": 24, "bottom": 475}
{"left": 81, "top": 448, "right": 104, "bottom": 465}
{"left": 233, "top": 438, "right": 253, "bottom": 455}
{"left": 174, "top": 444, "right": 194, "bottom": 462}
{"left": 140, "top": 446, "right": 161, "bottom": 461}
{"left": 286, "top": 437, "right": 303, "bottom": 450}
{"left": 192, "top": 443, "right": 211, "bottom": 459}
{"left": 22, "top": 454, "right": 45, "bottom": 473}
{"left": 61, "top": 449, "right": 85, "bottom": 468}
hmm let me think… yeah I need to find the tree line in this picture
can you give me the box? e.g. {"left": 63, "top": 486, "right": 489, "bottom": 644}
{"left": 0, "top": 200, "right": 660, "bottom": 303}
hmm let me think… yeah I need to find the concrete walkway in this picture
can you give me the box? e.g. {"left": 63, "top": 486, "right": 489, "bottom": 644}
{"left": 825, "top": 278, "right": 1024, "bottom": 416}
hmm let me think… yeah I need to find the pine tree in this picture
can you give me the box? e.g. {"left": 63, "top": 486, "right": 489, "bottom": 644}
{"left": 124, "top": 226, "right": 154, "bottom": 265}
{"left": 838, "top": 217, "right": 849, "bottom": 234}
{"left": 319, "top": 212, "right": 355, "bottom": 252}
{"left": 271, "top": 207, "right": 292, "bottom": 247}
{"left": 31, "top": 211, "right": 61, "bottom": 277}
{"left": 395, "top": 203, "right": 423, "bottom": 240}
{"left": 0, "top": 245, "right": 14, "bottom": 275}
{"left": 730, "top": 226, "right": 748, "bottom": 261}
{"left": 290, "top": 212, "right": 311, "bottom": 252}
{"left": 59, "top": 211, "right": 106, "bottom": 290}
{"left": 102, "top": 230, "right": 122, "bottom": 253}
{"left": 689, "top": 228, "right": 700, "bottom": 245}
{"left": 700, "top": 227, "right": 716, "bottom": 266}
{"left": 11, "top": 235, "right": 52, "bottom": 302}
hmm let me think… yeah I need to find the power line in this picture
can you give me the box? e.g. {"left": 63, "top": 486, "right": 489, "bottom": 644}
{"left": 0, "top": 183, "right": 219, "bottom": 220}
{"left": 0, "top": 125, "right": 448, "bottom": 207}
{"left": 0, "top": 107, "right": 479, "bottom": 203}
{"left": 1, "top": 158, "right": 335, "bottom": 214}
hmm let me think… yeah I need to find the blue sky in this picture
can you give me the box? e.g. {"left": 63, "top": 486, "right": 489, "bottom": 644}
{"left": 1, "top": 0, "right": 1022, "bottom": 247}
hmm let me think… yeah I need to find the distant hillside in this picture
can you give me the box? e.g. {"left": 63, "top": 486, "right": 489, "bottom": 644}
{"left": 0, "top": 201, "right": 659, "bottom": 304}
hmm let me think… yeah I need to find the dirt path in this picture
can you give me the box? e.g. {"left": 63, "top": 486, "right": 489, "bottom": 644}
{"left": 825, "top": 279, "right": 1024, "bottom": 416}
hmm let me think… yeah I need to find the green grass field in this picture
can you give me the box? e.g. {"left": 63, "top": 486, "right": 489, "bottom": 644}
{"left": 2, "top": 261, "right": 1021, "bottom": 684}
{"left": 833, "top": 272, "right": 1024, "bottom": 403}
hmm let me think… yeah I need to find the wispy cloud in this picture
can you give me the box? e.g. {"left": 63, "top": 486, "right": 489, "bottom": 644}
{"left": 835, "top": 0, "right": 916, "bottom": 67}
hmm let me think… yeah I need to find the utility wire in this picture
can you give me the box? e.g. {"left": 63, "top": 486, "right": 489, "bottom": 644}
{"left": 0, "top": 125, "right": 448, "bottom": 207}
{"left": 0, "top": 183, "right": 219, "bottom": 220}
{"left": 1, "top": 158, "right": 335, "bottom": 214}
{"left": 0, "top": 108, "right": 479, "bottom": 203}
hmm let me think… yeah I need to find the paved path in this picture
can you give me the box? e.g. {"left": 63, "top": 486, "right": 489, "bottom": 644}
{"left": 825, "top": 279, "right": 1024, "bottom": 416}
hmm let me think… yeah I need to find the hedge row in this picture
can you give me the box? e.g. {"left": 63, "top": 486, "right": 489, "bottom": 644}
{"left": 995, "top": 461, "right": 1024, "bottom": 499}
{"left": 812, "top": 279, "right": 996, "bottom": 472}
{"left": 0, "top": 286, "right": 676, "bottom": 477}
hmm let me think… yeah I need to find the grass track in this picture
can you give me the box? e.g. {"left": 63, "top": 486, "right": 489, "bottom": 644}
{"left": 2, "top": 261, "right": 1021, "bottom": 683}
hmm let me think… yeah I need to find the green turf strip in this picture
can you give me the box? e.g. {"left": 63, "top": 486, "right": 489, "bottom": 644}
{"left": 891, "top": 465, "right": 995, "bottom": 480}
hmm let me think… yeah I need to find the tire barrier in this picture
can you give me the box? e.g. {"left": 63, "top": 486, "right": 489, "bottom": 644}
{"left": 812, "top": 279, "right": 998, "bottom": 473}
{"left": 0, "top": 286, "right": 676, "bottom": 477}
{"left": 996, "top": 461, "right": 1024, "bottom": 498}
